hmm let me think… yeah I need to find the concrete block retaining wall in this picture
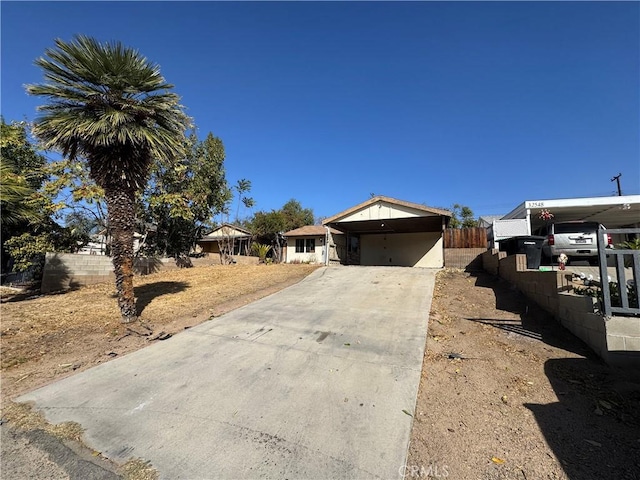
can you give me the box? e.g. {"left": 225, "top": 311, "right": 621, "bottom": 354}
{"left": 41, "top": 253, "right": 115, "bottom": 293}
{"left": 482, "top": 249, "right": 506, "bottom": 276}
{"left": 41, "top": 252, "right": 259, "bottom": 293}
{"left": 444, "top": 248, "right": 486, "bottom": 270}
{"left": 482, "top": 250, "right": 640, "bottom": 369}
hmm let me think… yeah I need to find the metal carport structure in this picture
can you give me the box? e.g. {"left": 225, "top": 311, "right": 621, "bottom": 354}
{"left": 502, "top": 195, "right": 640, "bottom": 235}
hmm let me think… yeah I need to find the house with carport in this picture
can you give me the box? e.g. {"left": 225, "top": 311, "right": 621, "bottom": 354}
{"left": 318, "top": 196, "right": 451, "bottom": 268}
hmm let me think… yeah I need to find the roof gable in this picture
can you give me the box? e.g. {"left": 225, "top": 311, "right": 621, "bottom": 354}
{"left": 201, "top": 223, "right": 252, "bottom": 240}
{"left": 323, "top": 196, "right": 451, "bottom": 225}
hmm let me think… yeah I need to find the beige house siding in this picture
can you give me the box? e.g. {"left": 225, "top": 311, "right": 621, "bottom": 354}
{"left": 360, "top": 232, "right": 443, "bottom": 268}
{"left": 285, "top": 235, "right": 325, "bottom": 264}
{"left": 339, "top": 201, "right": 424, "bottom": 222}
{"left": 323, "top": 196, "right": 451, "bottom": 268}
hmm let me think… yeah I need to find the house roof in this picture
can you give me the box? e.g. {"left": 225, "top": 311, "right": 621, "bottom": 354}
{"left": 284, "top": 225, "right": 342, "bottom": 237}
{"left": 478, "top": 215, "right": 504, "bottom": 227}
{"left": 322, "top": 196, "right": 452, "bottom": 225}
{"left": 199, "top": 223, "right": 252, "bottom": 242}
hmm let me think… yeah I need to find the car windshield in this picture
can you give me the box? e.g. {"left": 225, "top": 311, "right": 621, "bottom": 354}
{"left": 554, "top": 223, "right": 600, "bottom": 234}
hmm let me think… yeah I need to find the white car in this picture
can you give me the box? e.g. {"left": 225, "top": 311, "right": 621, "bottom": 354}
{"left": 533, "top": 221, "right": 611, "bottom": 265}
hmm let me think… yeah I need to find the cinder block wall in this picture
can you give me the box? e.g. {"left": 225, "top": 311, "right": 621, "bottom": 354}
{"left": 444, "top": 248, "right": 486, "bottom": 270}
{"left": 41, "top": 253, "right": 115, "bottom": 293}
{"left": 481, "top": 249, "right": 506, "bottom": 276}
{"left": 482, "top": 250, "right": 640, "bottom": 368}
{"left": 41, "top": 253, "right": 261, "bottom": 293}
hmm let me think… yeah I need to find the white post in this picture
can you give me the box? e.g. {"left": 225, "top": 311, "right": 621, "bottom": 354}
{"left": 325, "top": 226, "right": 330, "bottom": 266}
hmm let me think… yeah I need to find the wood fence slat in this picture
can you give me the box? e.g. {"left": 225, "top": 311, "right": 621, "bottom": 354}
{"left": 444, "top": 227, "right": 487, "bottom": 249}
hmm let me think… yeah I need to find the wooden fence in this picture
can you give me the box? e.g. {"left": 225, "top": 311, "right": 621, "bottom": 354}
{"left": 444, "top": 227, "right": 487, "bottom": 249}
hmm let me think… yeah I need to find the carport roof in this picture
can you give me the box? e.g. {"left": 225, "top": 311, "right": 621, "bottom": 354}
{"left": 502, "top": 195, "right": 640, "bottom": 231}
{"left": 322, "top": 196, "right": 451, "bottom": 234}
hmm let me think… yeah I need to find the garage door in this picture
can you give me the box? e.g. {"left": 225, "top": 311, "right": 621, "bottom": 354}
{"left": 360, "top": 232, "right": 443, "bottom": 267}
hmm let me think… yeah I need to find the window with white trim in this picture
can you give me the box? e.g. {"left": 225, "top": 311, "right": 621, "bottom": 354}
{"left": 295, "top": 238, "right": 315, "bottom": 253}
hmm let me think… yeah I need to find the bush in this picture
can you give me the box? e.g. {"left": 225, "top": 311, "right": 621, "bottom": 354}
{"left": 4, "top": 233, "right": 54, "bottom": 275}
{"left": 251, "top": 243, "right": 272, "bottom": 263}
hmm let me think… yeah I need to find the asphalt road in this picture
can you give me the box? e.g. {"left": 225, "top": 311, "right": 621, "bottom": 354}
{"left": 18, "top": 266, "right": 437, "bottom": 479}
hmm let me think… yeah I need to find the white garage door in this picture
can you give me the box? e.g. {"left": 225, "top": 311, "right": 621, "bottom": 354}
{"left": 360, "top": 232, "right": 443, "bottom": 267}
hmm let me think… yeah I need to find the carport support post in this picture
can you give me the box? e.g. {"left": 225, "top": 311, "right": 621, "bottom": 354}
{"left": 441, "top": 217, "right": 446, "bottom": 267}
{"left": 324, "top": 226, "right": 330, "bottom": 265}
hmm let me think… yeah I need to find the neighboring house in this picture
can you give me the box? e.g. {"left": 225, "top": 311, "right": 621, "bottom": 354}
{"left": 322, "top": 196, "right": 451, "bottom": 268}
{"left": 196, "top": 224, "right": 252, "bottom": 256}
{"left": 283, "top": 225, "right": 342, "bottom": 264}
{"left": 77, "top": 235, "right": 107, "bottom": 255}
{"left": 478, "top": 215, "right": 504, "bottom": 228}
{"left": 77, "top": 232, "right": 144, "bottom": 255}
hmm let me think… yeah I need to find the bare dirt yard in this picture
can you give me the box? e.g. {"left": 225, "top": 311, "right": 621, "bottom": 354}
{"left": 408, "top": 269, "right": 640, "bottom": 480}
{"left": 1, "top": 263, "right": 320, "bottom": 400}
{"left": 1, "top": 263, "right": 320, "bottom": 479}
{"left": 1, "top": 265, "right": 639, "bottom": 479}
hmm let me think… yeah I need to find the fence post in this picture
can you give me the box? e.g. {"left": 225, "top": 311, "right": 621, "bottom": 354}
{"left": 598, "top": 225, "right": 612, "bottom": 317}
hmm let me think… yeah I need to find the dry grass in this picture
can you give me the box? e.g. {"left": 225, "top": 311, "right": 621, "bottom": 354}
{"left": 1, "top": 401, "right": 84, "bottom": 442}
{"left": 0, "top": 263, "right": 320, "bottom": 399}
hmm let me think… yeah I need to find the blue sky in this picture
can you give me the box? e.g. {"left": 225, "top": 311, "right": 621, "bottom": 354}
{"left": 2, "top": 1, "right": 638, "bottom": 221}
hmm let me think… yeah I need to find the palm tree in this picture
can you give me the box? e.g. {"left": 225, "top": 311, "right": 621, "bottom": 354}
{"left": 0, "top": 158, "right": 42, "bottom": 227}
{"left": 28, "top": 35, "right": 189, "bottom": 323}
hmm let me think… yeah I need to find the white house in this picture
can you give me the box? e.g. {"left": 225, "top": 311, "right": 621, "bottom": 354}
{"left": 283, "top": 225, "right": 340, "bottom": 264}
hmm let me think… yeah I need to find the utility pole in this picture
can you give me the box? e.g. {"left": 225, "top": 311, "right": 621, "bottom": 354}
{"left": 611, "top": 173, "right": 622, "bottom": 196}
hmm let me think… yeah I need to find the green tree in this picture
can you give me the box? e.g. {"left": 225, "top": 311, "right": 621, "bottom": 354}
{"left": 281, "top": 199, "right": 314, "bottom": 231}
{"left": 232, "top": 179, "right": 255, "bottom": 223}
{"left": 64, "top": 210, "right": 98, "bottom": 247}
{"left": 0, "top": 119, "right": 48, "bottom": 190}
{"left": 449, "top": 204, "right": 478, "bottom": 229}
{"left": 1, "top": 119, "right": 51, "bottom": 274}
{"left": 247, "top": 199, "right": 314, "bottom": 262}
{"left": 28, "top": 35, "right": 189, "bottom": 323}
{"left": 142, "top": 132, "right": 231, "bottom": 257}
{"left": 0, "top": 120, "right": 47, "bottom": 228}
{"left": 4, "top": 233, "right": 54, "bottom": 275}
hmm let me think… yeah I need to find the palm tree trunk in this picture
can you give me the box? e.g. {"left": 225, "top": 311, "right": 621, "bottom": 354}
{"left": 104, "top": 184, "right": 137, "bottom": 323}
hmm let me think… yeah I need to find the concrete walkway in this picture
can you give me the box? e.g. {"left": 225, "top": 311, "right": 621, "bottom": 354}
{"left": 19, "top": 266, "right": 437, "bottom": 480}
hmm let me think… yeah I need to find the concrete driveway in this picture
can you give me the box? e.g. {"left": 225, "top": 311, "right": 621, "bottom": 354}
{"left": 19, "top": 266, "right": 437, "bottom": 479}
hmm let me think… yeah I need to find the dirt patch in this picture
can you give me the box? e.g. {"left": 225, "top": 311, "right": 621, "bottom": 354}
{"left": 407, "top": 269, "right": 640, "bottom": 480}
{"left": 3, "top": 265, "right": 639, "bottom": 479}
{"left": 1, "top": 263, "right": 320, "bottom": 479}
{"left": 0, "top": 263, "right": 320, "bottom": 401}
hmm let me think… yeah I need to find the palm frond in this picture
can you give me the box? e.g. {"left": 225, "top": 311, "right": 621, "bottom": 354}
{"left": 28, "top": 35, "right": 190, "bottom": 189}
